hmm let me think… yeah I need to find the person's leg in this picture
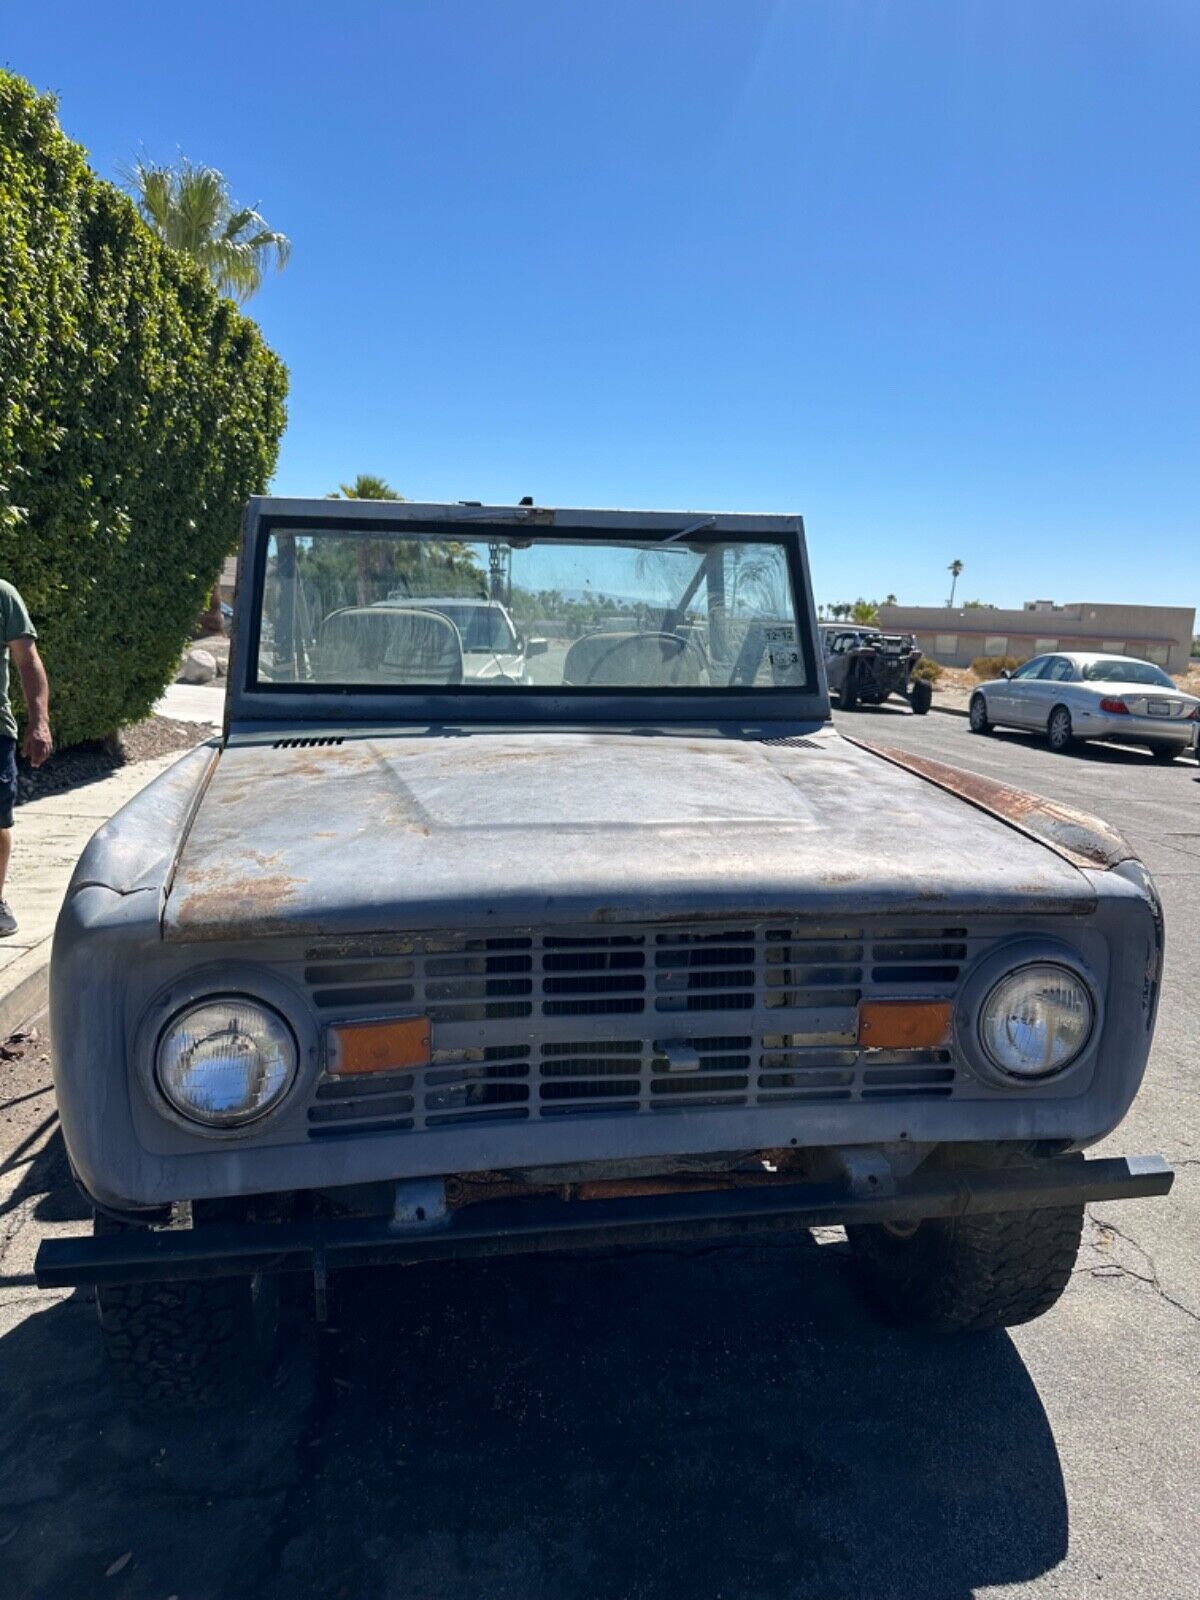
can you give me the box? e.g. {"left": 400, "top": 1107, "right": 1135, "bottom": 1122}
{"left": 0, "top": 736, "right": 16, "bottom": 932}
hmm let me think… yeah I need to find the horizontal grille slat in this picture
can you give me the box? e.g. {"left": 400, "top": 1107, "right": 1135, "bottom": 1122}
{"left": 300, "top": 920, "right": 990, "bottom": 1136}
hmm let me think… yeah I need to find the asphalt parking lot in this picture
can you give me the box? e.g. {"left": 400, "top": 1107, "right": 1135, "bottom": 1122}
{"left": 0, "top": 706, "right": 1196, "bottom": 1600}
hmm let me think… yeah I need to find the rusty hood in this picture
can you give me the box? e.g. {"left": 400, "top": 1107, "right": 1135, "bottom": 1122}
{"left": 162, "top": 729, "right": 1098, "bottom": 942}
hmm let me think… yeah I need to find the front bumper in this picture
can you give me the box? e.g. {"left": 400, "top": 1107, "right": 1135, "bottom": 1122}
{"left": 35, "top": 1152, "right": 1173, "bottom": 1289}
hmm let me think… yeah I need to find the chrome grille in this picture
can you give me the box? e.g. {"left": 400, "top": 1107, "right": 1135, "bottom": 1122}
{"left": 301, "top": 919, "right": 983, "bottom": 1138}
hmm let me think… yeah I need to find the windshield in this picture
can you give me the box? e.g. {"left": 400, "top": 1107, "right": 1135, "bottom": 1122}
{"left": 255, "top": 528, "right": 806, "bottom": 692}
{"left": 1080, "top": 658, "right": 1174, "bottom": 687}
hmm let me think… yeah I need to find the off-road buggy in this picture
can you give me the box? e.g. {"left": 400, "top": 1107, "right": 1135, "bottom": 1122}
{"left": 820, "top": 621, "right": 933, "bottom": 713}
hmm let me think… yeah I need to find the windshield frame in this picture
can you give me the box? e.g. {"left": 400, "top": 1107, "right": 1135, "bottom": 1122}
{"left": 229, "top": 499, "right": 827, "bottom": 731}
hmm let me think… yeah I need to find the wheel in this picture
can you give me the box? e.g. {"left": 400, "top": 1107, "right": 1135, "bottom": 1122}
{"left": 909, "top": 678, "right": 933, "bottom": 715}
{"left": 1148, "top": 742, "right": 1180, "bottom": 763}
{"left": 840, "top": 675, "right": 860, "bottom": 711}
{"left": 847, "top": 1202, "right": 1084, "bottom": 1332}
{"left": 95, "top": 1219, "right": 280, "bottom": 1414}
{"left": 1047, "top": 704, "right": 1074, "bottom": 753}
{"left": 968, "top": 693, "right": 990, "bottom": 734}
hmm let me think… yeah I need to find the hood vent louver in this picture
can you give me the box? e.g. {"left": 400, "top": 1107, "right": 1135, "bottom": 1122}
{"left": 272, "top": 736, "right": 346, "bottom": 749}
{"left": 760, "top": 735, "right": 821, "bottom": 749}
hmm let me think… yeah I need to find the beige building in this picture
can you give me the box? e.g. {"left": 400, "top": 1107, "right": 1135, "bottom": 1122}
{"left": 876, "top": 599, "right": 1195, "bottom": 673}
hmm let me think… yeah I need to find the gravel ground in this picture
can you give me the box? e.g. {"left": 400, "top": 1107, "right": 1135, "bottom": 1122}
{"left": 16, "top": 715, "right": 216, "bottom": 806}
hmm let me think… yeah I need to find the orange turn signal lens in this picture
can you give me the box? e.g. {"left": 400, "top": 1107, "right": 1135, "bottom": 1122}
{"left": 858, "top": 999, "right": 953, "bottom": 1050}
{"left": 327, "top": 1017, "right": 431, "bottom": 1076}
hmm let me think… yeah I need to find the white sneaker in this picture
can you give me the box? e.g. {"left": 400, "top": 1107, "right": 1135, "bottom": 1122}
{"left": 0, "top": 901, "right": 17, "bottom": 937}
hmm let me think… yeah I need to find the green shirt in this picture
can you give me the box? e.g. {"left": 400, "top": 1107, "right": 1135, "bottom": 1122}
{"left": 0, "top": 580, "right": 37, "bottom": 742}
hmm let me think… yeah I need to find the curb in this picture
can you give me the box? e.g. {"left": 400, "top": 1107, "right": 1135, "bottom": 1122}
{"left": 0, "top": 940, "right": 50, "bottom": 1042}
{"left": 931, "top": 702, "right": 969, "bottom": 719}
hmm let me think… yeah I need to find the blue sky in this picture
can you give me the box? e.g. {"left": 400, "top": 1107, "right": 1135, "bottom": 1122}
{"left": 4, "top": 1, "right": 1197, "bottom": 611}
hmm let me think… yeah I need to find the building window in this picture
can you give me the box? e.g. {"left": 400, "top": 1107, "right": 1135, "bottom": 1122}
{"left": 984, "top": 636, "right": 1010, "bottom": 657}
{"left": 1034, "top": 638, "right": 1058, "bottom": 654}
{"left": 1101, "top": 640, "right": 1126, "bottom": 654}
{"left": 1142, "top": 643, "right": 1170, "bottom": 667}
{"left": 934, "top": 634, "right": 958, "bottom": 656}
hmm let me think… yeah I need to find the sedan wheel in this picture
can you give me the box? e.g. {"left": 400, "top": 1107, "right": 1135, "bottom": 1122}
{"left": 1148, "top": 743, "right": 1180, "bottom": 764}
{"left": 1048, "top": 706, "right": 1074, "bottom": 753}
{"left": 969, "top": 694, "right": 990, "bottom": 735}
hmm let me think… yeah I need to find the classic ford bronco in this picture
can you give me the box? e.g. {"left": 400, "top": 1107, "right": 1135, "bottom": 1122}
{"left": 38, "top": 500, "right": 1172, "bottom": 1410}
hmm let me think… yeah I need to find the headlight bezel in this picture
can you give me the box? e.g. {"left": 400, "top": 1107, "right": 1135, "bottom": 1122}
{"left": 977, "top": 963, "right": 1095, "bottom": 1081}
{"left": 135, "top": 966, "right": 317, "bottom": 1143}
{"left": 954, "top": 940, "right": 1104, "bottom": 1092}
{"left": 155, "top": 994, "right": 300, "bottom": 1130}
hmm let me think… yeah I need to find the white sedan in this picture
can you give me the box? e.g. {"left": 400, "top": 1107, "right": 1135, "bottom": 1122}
{"left": 969, "top": 651, "right": 1199, "bottom": 761}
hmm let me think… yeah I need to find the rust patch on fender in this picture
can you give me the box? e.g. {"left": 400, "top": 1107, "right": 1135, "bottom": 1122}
{"left": 853, "top": 741, "right": 1136, "bottom": 871}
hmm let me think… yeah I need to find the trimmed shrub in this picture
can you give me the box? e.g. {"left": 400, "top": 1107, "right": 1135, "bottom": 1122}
{"left": 0, "top": 71, "right": 287, "bottom": 746}
{"left": 970, "top": 655, "right": 1024, "bottom": 681}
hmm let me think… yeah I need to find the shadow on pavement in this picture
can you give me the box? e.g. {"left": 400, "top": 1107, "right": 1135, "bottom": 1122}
{"left": 0, "top": 1124, "right": 90, "bottom": 1233}
{"left": 0, "top": 1234, "right": 1069, "bottom": 1599}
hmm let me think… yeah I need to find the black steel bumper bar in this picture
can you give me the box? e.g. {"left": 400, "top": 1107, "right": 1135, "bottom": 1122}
{"left": 34, "top": 1153, "right": 1174, "bottom": 1290}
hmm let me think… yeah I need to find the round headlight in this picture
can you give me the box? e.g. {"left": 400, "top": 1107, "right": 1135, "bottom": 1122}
{"left": 156, "top": 998, "right": 297, "bottom": 1127}
{"left": 979, "top": 964, "right": 1094, "bottom": 1080}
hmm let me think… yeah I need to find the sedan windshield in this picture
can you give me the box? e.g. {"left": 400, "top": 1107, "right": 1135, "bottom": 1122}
{"left": 256, "top": 528, "right": 806, "bottom": 692}
{"left": 1080, "top": 659, "right": 1174, "bottom": 687}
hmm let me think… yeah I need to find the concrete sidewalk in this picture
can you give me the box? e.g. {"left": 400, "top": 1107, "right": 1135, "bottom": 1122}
{"left": 0, "top": 749, "right": 204, "bottom": 1039}
{"left": 155, "top": 678, "right": 226, "bottom": 724}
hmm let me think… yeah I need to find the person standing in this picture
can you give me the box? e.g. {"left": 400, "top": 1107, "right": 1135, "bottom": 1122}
{"left": 0, "top": 580, "right": 52, "bottom": 936}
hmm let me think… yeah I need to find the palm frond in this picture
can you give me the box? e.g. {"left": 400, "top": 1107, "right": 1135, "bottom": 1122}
{"left": 119, "top": 154, "right": 289, "bottom": 303}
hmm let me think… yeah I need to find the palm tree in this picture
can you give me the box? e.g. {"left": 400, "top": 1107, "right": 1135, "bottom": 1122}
{"left": 336, "top": 475, "right": 403, "bottom": 502}
{"left": 947, "top": 559, "right": 964, "bottom": 607}
{"left": 332, "top": 477, "right": 404, "bottom": 603}
{"left": 125, "top": 158, "right": 290, "bottom": 304}
{"left": 126, "top": 158, "right": 290, "bottom": 635}
{"left": 851, "top": 599, "right": 878, "bottom": 625}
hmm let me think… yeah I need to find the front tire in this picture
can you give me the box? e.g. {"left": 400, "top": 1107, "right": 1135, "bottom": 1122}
{"left": 840, "top": 677, "right": 860, "bottom": 711}
{"left": 1148, "top": 742, "right": 1180, "bottom": 763}
{"left": 847, "top": 1203, "right": 1084, "bottom": 1332}
{"left": 1047, "top": 705, "right": 1074, "bottom": 753}
{"left": 968, "top": 693, "right": 990, "bottom": 734}
{"left": 909, "top": 678, "right": 933, "bottom": 715}
{"left": 95, "top": 1221, "right": 280, "bottom": 1414}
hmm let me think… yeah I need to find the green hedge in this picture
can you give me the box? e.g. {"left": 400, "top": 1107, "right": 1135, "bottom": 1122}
{"left": 0, "top": 71, "right": 287, "bottom": 746}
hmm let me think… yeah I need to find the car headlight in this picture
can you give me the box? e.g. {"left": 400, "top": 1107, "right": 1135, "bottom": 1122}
{"left": 978, "top": 964, "right": 1094, "bottom": 1080}
{"left": 156, "top": 998, "right": 297, "bottom": 1127}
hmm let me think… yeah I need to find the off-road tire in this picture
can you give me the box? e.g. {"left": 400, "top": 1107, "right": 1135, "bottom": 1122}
{"left": 968, "top": 693, "right": 990, "bottom": 734}
{"left": 847, "top": 1203, "right": 1084, "bottom": 1332}
{"left": 909, "top": 678, "right": 933, "bottom": 715}
{"left": 840, "top": 676, "right": 860, "bottom": 711}
{"left": 1047, "top": 704, "right": 1074, "bottom": 753}
{"left": 95, "top": 1220, "right": 279, "bottom": 1413}
{"left": 1148, "top": 742, "right": 1179, "bottom": 763}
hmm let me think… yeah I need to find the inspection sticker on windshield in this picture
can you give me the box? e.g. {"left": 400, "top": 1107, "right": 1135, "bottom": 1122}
{"left": 764, "top": 626, "right": 796, "bottom": 646}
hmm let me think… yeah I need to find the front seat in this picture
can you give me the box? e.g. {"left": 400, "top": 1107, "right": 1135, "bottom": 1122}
{"left": 315, "top": 607, "right": 464, "bottom": 684}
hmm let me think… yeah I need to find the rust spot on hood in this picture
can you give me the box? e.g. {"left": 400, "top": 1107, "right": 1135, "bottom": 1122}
{"left": 172, "top": 850, "right": 311, "bottom": 940}
{"left": 858, "top": 742, "right": 1136, "bottom": 871}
